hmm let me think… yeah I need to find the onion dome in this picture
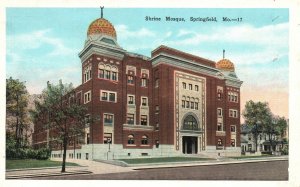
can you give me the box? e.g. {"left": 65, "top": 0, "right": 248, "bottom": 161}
{"left": 216, "top": 59, "right": 235, "bottom": 71}
{"left": 216, "top": 50, "right": 235, "bottom": 71}
{"left": 87, "top": 18, "right": 117, "bottom": 40}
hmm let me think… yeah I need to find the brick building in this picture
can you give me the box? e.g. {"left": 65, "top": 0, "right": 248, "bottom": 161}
{"left": 33, "top": 14, "right": 243, "bottom": 160}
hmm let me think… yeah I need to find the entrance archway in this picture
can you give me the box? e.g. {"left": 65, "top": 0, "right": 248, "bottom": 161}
{"left": 182, "top": 136, "right": 198, "bottom": 154}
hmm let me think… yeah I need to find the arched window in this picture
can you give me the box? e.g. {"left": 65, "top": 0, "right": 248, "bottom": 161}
{"left": 128, "top": 134, "right": 135, "bottom": 144}
{"left": 141, "top": 135, "right": 148, "bottom": 145}
{"left": 98, "top": 63, "right": 105, "bottom": 78}
{"left": 182, "top": 115, "right": 199, "bottom": 130}
{"left": 111, "top": 66, "right": 118, "bottom": 81}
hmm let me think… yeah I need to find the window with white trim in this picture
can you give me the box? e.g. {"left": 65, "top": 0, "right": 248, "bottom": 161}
{"left": 228, "top": 92, "right": 238, "bottom": 102}
{"left": 229, "top": 109, "right": 238, "bottom": 118}
{"left": 98, "top": 63, "right": 118, "bottom": 81}
{"left": 127, "top": 113, "right": 134, "bottom": 125}
{"left": 217, "top": 108, "right": 223, "bottom": 117}
{"left": 127, "top": 75, "right": 134, "bottom": 84}
{"left": 100, "top": 90, "right": 117, "bottom": 102}
{"left": 104, "top": 133, "right": 112, "bottom": 144}
{"left": 141, "top": 78, "right": 147, "bottom": 87}
{"left": 141, "top": 115, "right": 148, "bottom": 126}
{"left": 230, "top": 125, "right": 236, "bottom": 132}
{"left": 128, "top": 95, "right": 135, "bottom": 105}
{"left": 83, "top": 64, "right": 92, "bottom": 83}
{"left": 84, "top": 91, "right": 91, "bottom": 104}
{"left": 141, "top": 135, "right": 148, "bottom": 145}
{"left": 217, "top": 122, "right": 223, "bottom": 131}
{"left": 141, "top": 97, "right": 148, "bottom": 106}
{"left": 127, "top": 134, "right": 135, "bottom": 144}
{"left": 104, "top": 113, "right": 114, "bottom": 125}
{"left": 231, "top": 139, "right": 236, "bottom": 147}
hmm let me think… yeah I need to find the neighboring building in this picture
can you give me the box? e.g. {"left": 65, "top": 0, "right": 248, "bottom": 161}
{"left": 240, "top": 124, "right": 288, "bottom": 155}
{"left": 32, "top": 13, "right": 243, "bottom": 160}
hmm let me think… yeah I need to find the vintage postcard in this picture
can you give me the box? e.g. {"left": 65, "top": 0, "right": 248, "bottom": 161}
{"left": 1, "top": 1, "right": 300, "bottom": 187}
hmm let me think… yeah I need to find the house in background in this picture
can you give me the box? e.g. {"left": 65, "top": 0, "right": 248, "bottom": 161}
{"left": 240, "top": 124, "right": 288, "bottom": 155}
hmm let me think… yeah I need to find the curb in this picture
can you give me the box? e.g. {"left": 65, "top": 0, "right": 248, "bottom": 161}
{"left": 6, "top": 170, "right": 92, "bottom": 179}
{"left": 6, "top": 165, "right": 87, "bottom": 172}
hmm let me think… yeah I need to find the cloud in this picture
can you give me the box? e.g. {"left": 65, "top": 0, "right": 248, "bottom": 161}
{"left": 115, "top": 24, "right": 156, "bottom": 39}
{"left": 167, "top": 23, "right": 288, "bottom": 48}
{"left": 7, "top": 29, "right": 76, "bottom": 57}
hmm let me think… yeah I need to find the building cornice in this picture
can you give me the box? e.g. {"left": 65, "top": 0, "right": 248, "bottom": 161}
{"left": 151, "top": 53, "right": 220, "bottom": 77}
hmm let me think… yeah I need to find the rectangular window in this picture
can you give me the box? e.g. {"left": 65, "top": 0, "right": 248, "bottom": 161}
{"left": 217, "top": 123, "right": 223, "bottom": 131}
{"left": 189, "top": 84, "right": 193, "bottom": 90}
{"left": 84, "top": 91, "right": 91, "bottom": 104}
{"left": 127, "top": 114, "right": 134, "bottom": 124}
{"left": 141, "top": 115, "right": 148, "bottom": 126}
{"left": 104, "top": 114, "right": 113, "bottom": 125}
{"left": 128, "top": 95, "right": 134, "bottom": 104}
{"left": 230, "top": 125, "right": 236, "bottom": 132}
{"left": 128, "top": 75, "right": 134, "bottom": 84}
{"left": 101, "top": 92, "right": 108, "bottom": 101}
{"left": 229, "top": 109, "right": 238, "bottom": 118}
{"left": 112, "top": 72, "right": 117, "bottom": 81}
{"left": 195, "top": 85, "right": 199, "bottom": 91}
{"left": 182, "top": 100, "right": 185, "bottom": 108}
{"left": 231, "top": 139, "right": 236, "bottom": 147}
{"left": 195, "top": 102, "right": 199, "bottom": 110}
{"left": 186, "top": 101, "right": 190, "bottom": 108}
{"left": 103, "top": 133, "right": 112, "bottom": 144}
{"left": 109, "top": 93, "right": 115, "bottom": 102}
{"left": 101, "top": 90, "right": 117, "bottom": 102}
{"left": 141, "top": 78, "right": 147, "bottom": 87}
{"left": 141, "top": 97, "right": 147, "bottom": 106}
{"left": 182, "top": 82, "right": 186, "bottom": 89}
{"left": 99, "top": 69, "right": 104, "bottom": 78}
{"left": 217, "top": 108, "right": 222, "bottom": 116}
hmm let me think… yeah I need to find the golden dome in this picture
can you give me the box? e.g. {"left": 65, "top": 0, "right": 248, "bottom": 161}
{"left": 87, "top": 18, "right": 117, "bottom": 39}
{"left": 216, "top": 59, "right": 235, "bottom": 71}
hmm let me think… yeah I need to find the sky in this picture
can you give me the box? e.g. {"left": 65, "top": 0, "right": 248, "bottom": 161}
{"left": 6, "top": 8, "right": 289, "bottom": 120}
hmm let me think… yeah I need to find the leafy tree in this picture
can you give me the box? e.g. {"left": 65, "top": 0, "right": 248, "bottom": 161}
{"left": 242, "top": 100, "right": 272, "bottom": 152}
{"left": 262, "top": 115, "right": 287, "bottom": 152}
{"left": 31, "top": 80, "right": 87, "bottom": 172}
{"left": 6, "top": 77, "right": 30, "bottom": 148}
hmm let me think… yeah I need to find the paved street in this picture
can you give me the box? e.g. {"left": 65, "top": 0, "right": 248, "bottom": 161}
{"left": 37, "top": 160, "right": 288, "bottom": 180}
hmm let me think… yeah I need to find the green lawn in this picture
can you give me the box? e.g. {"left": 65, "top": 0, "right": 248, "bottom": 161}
{"left": 6, "top": 159, "right": 79, "bottom": 170}
{"left": 118, "top": 157, "right": 214, "bottom": 164}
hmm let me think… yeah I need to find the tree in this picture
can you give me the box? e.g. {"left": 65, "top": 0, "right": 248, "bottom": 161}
{"left": 31, "top": 80, "right": 87, "bottom": 172}
{"left": 275, "top": 116, "right": 288, "bottom": 150}
{"left": 262, "top": 115, "right": 287, "bottom": 152}
{"left": 242, "top": 100, "right": 272, "bottom": 152}
{"left": 6, "top": 77, "right": 30, "bottom": 148}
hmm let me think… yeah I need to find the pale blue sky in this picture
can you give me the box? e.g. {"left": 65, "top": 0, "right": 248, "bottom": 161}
{"left": 6, "top": 8, "right": 289, "bottom": 117}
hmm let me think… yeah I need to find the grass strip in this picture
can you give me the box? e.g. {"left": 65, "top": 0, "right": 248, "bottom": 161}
{"left": 6, "top": 159, "right": 79, "bottom": 170}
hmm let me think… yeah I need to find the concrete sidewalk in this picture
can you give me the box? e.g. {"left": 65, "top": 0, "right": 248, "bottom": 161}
{"left": 5, "top": 156, "right": 288, "bottom": 179}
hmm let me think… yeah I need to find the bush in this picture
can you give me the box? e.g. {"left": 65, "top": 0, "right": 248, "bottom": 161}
{"left": 6, "top": 147, "right": 51, "bottom": 160}
{"left": 281, "top": 146, "right": 288, "bottom": 155}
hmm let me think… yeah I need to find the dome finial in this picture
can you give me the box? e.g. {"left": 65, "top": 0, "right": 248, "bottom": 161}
{"left": 100, "top": 6, "right": 104, "bottom": 18}
{"left": 223, "top": 49, "right": 225, "bottom": 59}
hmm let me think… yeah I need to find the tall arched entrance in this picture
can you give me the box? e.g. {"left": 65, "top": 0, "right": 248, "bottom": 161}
{"left": 181, "top": 115, "right": 200, "bottom": 154}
